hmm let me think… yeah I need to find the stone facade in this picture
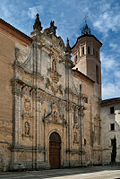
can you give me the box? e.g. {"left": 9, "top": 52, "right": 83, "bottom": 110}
{"left": 101, "top": 98, "right": 120, "bottom": 164}
{"left": 0, "top": 15, "right": 102, "bottom": 171}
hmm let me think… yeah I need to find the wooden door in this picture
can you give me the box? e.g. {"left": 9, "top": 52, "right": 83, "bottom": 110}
{"left": 49, "top": 132, "right": 61, "bottom": 169}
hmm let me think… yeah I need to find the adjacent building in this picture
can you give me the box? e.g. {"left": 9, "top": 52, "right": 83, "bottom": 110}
{"left": 101, "top": 98, "right": 120, "bottom": 164}
{"left": 0, "top": 14, "right": 102, "bottom": 171}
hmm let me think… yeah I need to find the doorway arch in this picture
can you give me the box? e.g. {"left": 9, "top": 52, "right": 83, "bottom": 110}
{"left": 49, "top": 132, "right": 61, "bottom": 169}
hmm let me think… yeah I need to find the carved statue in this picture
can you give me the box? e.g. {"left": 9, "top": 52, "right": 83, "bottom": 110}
{"left": 50, "top": 20, "right": 57, "bottom": 35}
{"left": 53, "top": 110, "right": 58, "bottom": 121}
{"left": 52, "top": 59, "right": 57, "bottom": 72}
{"left": 25, "top": 121, "right": 30, "bottom": 135}
{"left": 74, "top": 132, "right": 78, "bottom": 142}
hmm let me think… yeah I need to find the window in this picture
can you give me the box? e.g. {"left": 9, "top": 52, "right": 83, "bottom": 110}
{"left": 110, "top": 107, "right": 114, "bottom": 114}
{"left": 84, "top": 139, "right": 87, "bottom": 146}
{"left": 93, "top": 48, "right": 95, "bottom": 55}
{"left": 82, "top": 47, "right": 84, "bottom": 55}
{"left": 96, "top": 65, "right": 99, "bottom": 84}
{"left": 110, "top": 123, "right": 115, "bottom": 131}
{"left": 88, "top": 46, "right": 90, "bottom": 54}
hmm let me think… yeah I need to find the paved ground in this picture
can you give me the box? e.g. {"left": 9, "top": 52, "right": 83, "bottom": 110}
{"left": 0, "top": 166, "right": 120, "bottom": 179}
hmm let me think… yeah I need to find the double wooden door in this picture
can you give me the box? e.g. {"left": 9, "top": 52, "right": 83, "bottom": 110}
{"left": 49, "top": 132, "right": 61, "bottom": 169}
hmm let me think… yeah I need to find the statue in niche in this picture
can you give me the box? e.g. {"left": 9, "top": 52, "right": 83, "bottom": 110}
{"left": 53, "top": 110, "right": 58, "bottom": 121}
{"left": 52, "top": 59, "right": 57, "bottom": 72}
{"left": 52, "top": 103, "right": 58, "bottom": 121}
{"left": 73, "top": 111, "right": 79, "bottom": 129}
{"left": 74, "top": 115, "right": 78, "bottom": 124}
{"left": 25, "top": 121, "right": 30, "bottom": 135}
{"left": 73, "top": 132, "right": 78, "bottom": 143}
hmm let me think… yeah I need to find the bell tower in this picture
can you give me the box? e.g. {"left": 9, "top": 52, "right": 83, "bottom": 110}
{"left": 71, "top": 23, "right": 102, "bottom": 88}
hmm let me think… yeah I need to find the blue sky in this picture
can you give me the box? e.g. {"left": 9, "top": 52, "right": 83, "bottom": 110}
{"left": 0, "top": 0, "right": 120, "bottom": 99}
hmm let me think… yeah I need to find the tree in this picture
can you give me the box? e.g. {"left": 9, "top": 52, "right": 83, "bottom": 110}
{"left": 111, "top": 137, "right": 117, "bottom": 163}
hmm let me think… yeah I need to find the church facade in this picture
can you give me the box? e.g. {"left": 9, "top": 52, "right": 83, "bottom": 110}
{"left": 0, "top": 14, "right": 102, "bottom": 171}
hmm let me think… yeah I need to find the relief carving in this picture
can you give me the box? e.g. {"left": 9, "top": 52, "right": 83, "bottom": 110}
{"left": 45, "top": 78, "right": 63, "bottom": 95}
{"left": 49, "top": 57, "right": 61, "bottom": 83}
{"left": 45, "top": 54, "right": 64, "bottom": 95}
{"left": 15, "top": 47, "right": 29, "bottom": 63}
{"left": 24, "top": 99, "right": 31, "bottom": 112}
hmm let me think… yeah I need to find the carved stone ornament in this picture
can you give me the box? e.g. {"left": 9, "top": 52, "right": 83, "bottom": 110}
{"left": 48, "top": 58, "right": 61, "bottom": 84}
{"left": 58, "top": 36, "right": 65, "bottom": 49}
{"left": 24, "top": 99, "right": 31, "bottom": 112}
{"left": 46, "top": 58, "right": 63, "bottom": 95}
{"left": 33, "top": 13, "right": 43, "bottom": 31}
{"left": 15, "top": 48, "right": 23, "bottom": 63}
{"left": 49, "top": 20, "right": 57, "bottom": 35}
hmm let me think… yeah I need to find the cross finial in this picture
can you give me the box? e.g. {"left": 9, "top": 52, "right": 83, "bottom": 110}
{"left": 81, "top": 16, "right": 91, "bottom": 35}
{"left": 84, "top": 16, "right": 88, "bottom": 24}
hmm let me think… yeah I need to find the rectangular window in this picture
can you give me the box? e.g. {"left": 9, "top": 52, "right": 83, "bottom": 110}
{"left": 110, "top": 123, "right": 115, "bottom": 131}
{"left": 110, "top": 107, "right": 114, "bottom": 114}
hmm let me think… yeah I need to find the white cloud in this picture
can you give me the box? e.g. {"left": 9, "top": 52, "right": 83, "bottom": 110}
{"left": 28, "top": 5, "right": 43, "bottom": 19}
{"left": 102, "top": 82, "right": 120, "bottom": 99}
{"left": 101, "top": 52, "right": 117, "bottom": 71}
{"left": 93, "top": 12, "right": 120, "bottom": 36}
{"left": 114, "top": 71, "right": 120, "bottom": 78}
{"left": 83, "top": 1, "right": 120, "bottom": 37}
{"left": 101, "top": 51, "right": 120, "bottom": 99}
{"left": 109, "top": 43, "right": 118, "bottom": 50}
